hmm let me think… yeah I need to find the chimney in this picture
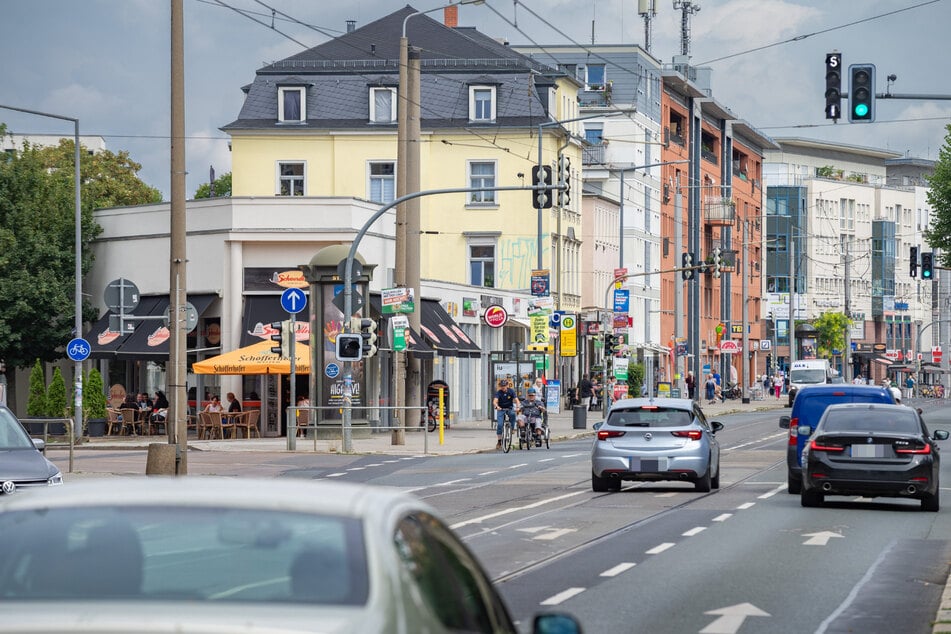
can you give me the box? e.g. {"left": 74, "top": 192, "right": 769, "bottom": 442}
{"left": 346, "top": 20, "right": 356, "bottom": 33}
{"left": 444, "top": 5, "right": 458, "bottom": 28}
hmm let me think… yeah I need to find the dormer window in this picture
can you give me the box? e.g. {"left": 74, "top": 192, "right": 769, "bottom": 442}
{"left": 278, "top": 86, "right": 306, "bottom": 123}
{"left": 469, "top": 86, "right": 496, "bottom": 122}
{"left": 370, "top": 87, "right": 397, "bottom": 123}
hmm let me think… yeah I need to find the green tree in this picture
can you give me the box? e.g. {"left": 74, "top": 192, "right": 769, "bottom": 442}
{"left": 812, "top": 312, "right": 851, "bottom": 359}
{"left": 45, "top": 367, "right": 68, "bottom": 418}
{"left": 925, "top": 124, "right": 951, "bottom": 267}
{"left": 194, "top": 171, "right": 232, "bottom": 198}
{"left": 83, "top": 368, "right": 108, "bottom": 421}
{"left": 26, "top": 359, "right": 46, "bottom": 417}
{"left": 628, "top": 362, "right": 646, "bottom": 395}
{"left": 0, "top": 132, "right": 160, "bottom": 411}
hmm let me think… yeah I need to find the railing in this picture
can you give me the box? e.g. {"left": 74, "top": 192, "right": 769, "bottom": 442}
{"left": 582, "top": 144, "right": 605, "bottom": 165}
{"left": 24, "top": 417, "right": 75, "bottom": 473}
{"left": 287, "top": 405, "right": 438, "bottom": 453}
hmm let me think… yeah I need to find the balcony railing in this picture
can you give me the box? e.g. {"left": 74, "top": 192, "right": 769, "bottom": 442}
{"left": 703, "top": 197, "right": 735, "bottom": 225}
{"left": 582, "top": 144, "right": 606, "bottom": 165}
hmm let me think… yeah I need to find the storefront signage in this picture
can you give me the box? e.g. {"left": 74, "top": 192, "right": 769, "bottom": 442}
{"left": 483, "top": 304, "right": 508, "bottom": 328}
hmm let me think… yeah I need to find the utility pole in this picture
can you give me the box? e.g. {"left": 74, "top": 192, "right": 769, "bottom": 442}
{"left": 674, "top": 173, "right": 685, "bottom": 397}
{"left": 843, "top": 237, "right": 852, "bottom": 380}
{"left": 741, "top": 219, "right": 749, "bottom": 402}
{"left": 788, "top": 227, "right": 796, "bottom": 368}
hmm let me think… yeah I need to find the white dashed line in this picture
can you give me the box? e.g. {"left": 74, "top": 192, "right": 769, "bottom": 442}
{"left": 758, "top": 484, "right": 786, "bottom": 499}
{"left": 539, "top": 458, "right": 555, "bottom": 462}
{"left": 541, "top": 587, "right": 586, "bottom": 606}
{"left": 560, "top": 453, "right": 585, "bottom": 458}
{"left": 507, "top": 463, "right": 528, "bottom": 469}
{"left": 682, "top": 526, "right": 707, "bottom": 537}
{"left": 434, "top": 478, "right": 471, "bottom": 487}
{"left": 646, "top": 543, "right": 676, "bottom": 555}
{"left": 384, "top": 460, "right": 399, "bottom": 464}
{"left": 655, "top": 492, "right": 678, "bottom": 498}
{"left": 712, "top": 513, "right": 733, "bottom": 522}
{"left": 347, "top": 467, "right": 366, "bottom": 471}
{"left": 326, "top": 472, "right": 346, "bottom": 478}
{"left": 478, "top": 470, "right": 498, "bottom": 476}
{"left": 367, "top": 463, "right": 383, "bottom": 467}
{"left": 737, "top": 502, "right": 755, "bottom": 510}
{"left": 450, "top": 491, "right": 585, "bottom": 529}
{"left": 600, "top": 563, "right": 636, "bottom": 577}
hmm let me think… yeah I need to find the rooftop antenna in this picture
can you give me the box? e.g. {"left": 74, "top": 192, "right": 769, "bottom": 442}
{"left": 638, "top": 0, "right": 657, "bottom": 53}
{"left": 672, "top": 0, "right": 700, "bottom": 56}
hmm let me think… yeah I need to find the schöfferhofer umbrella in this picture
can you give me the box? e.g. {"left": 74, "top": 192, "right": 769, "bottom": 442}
{"left": 192, "top": 339, "right": 311, "bottom": 375}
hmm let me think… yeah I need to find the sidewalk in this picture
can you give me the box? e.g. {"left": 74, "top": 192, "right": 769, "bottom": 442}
{"left": 66, "top": 396, "right": 788, "bottom": 457}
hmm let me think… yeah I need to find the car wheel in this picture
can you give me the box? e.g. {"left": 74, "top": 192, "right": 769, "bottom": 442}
{"left": 592, "top": 471, "right": 611, "bottom": 493}
{"left": 787, "top": 472, "right": 802, "bottom": 494}
{"left": 922, "top": 484, "right": 940, "bottom": 512}
{"left": 711, "top": 465, "right": 721, "bottom": 489}
{"left": 608, "top": 478, "right": 622, "bottom": 492}
{"left": 801, "top": 488, "right": 823, "bottom": 507}
{"left": 694, "top": 464, "right": 712, "bottom": 492}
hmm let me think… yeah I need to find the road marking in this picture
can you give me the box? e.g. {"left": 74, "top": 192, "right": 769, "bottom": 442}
{"left": 600, "top": 563, "right": 636, "bottom": 577}
{"left": 326, "top": 472, "right": 346, "bottom": 478}
{"left": 347, "top": 467, "right": 366, "bottom": 471}
{"left": 449, "top": 491, "right": 586, "bottom": 529}
{"left": 701, "top": 602, "right": 771, "bottom": 634}
{"left": 507, "top": 463, "right": 528, "bottom": 469}
{"left": 713, "top": 513, "right": 733, "bottom": 522}
{"left": 683, "top": 526, "right": 707, "bottom": 537}
{"left": 646, "top": 542, "right": 675, "bottom": 555}
{"left": 384, "top": 460, "right": 399, "bottom": 463}
{"left": 737, "top": 502, "right": 755, "bottom": 510}
{"left": 656, "top": 492, "right": 679, "bottom": 498}
{"left": 758, "top": 484, "right": 785, "bottom": 499}
{"left": 434, "top": 478, "right": 471, "bottom": 487}
{"left": 541, "top": 587, "right": 585, "bottom": 606}
{"left": 539, "top": 458, "right": 555, "bottom": 462}
{"left": 802, "top": 531, "right": 844, "bottom": 546}
{"left": 478, "top": 470, "right": 499, "bottom": 476}
{"left": 561, "top": 453, "right": 585, "bottom": 458}
{"left": 367, "top": 463, "right": 383, "bottom": 467}
{"left": 535, "top": 528, "right": 576, "bottom": 541}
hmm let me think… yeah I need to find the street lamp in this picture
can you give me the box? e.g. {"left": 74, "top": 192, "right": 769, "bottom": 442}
{"left": 0, "top": 104, "right": 82, "bottom": 438}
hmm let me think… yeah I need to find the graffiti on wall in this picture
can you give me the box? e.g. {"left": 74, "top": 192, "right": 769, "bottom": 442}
{"left": 497, "top": 236, "right": 548, "bottom": 289}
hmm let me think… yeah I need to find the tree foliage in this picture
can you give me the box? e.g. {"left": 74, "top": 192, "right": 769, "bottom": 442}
{"left": 83, "top": 368, "right": 108, "bottom": 421}
{"left": 45, "top": 367, "right": 68, "bottom": 418}
{"left": 925, "top": 124, "right": 951, "bottom": 268}
{"left": 0, "top": 131, "right": 161, "bottom": 373}
{"left": 194, "top": 171, "right": 232, "bottom": 199}
{"left": 812, "top": 312, "right": 851, "bottom": 359}
{"left": 26, "top": 359, "right": 46, "bottom": 416}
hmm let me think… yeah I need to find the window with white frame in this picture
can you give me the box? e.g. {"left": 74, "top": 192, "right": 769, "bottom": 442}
{"left": 278, "top": 162, "right": 305, "bottom": 196}
{"left": 278, "top": 87, "right": 306, "bottom": 123}
{"left": 468, "top": 238, "right": 496, "bottom": 287}
{"left": 468, "top": 161, "right": 496, "bottom": 205}
{"left": 469, "top": 86, "right": 496, "bottom": 122}
{"left": 368, "top": 161, "right": 395, "bottom": 204}
{"left": 585, "top": 64, "right": 606, "bottom": 90}
{"left": 369, "top": 87, "right": 396, "bottom": 123}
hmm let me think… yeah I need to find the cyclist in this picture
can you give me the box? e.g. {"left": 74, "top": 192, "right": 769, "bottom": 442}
{"left": 492, "top": 379, "right": 519, "bottom": 450}
{"left": 517, "top": 387, "right": 547, "bottom": 447}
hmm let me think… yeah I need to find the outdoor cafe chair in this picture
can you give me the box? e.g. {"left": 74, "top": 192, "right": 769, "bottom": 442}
{"left": 234, "top": 410, "right": 261, "bottom": 438}
{"left": 119, "top": 408, "right": 144, "bottom": 436}
{"left": 105, "top": 409, "right": 122, "bottom": 436}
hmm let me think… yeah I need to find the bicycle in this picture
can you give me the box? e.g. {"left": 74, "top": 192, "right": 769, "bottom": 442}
{"left": 426, "top": 400, "right": 450, "bottom": 432}
{"left": 500, "top": 410, "right": 515, "bottom": 453}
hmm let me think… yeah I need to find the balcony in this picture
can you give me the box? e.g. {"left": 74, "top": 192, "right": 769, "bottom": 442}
{"left": 583, "top": 144, "right": 606, "bottom": 165}
{"left": 703, "top": 196, "right": 735, "bottom": 225}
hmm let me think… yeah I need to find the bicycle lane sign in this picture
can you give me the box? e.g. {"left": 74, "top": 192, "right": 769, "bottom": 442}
{"left": 66, "top": 337, "right": 92, "bottom": 362}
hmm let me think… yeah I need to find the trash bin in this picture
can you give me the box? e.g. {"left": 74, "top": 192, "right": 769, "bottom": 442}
{"left": 572, "top": 405, "right": 587, "bottom": 429}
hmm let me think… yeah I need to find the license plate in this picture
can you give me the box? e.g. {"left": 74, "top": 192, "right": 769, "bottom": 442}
{"left": 631, "top": 457, "right": 667, "bottom": 472}
{"left": 850, "top": 444, "right": 885, "bottom": 458}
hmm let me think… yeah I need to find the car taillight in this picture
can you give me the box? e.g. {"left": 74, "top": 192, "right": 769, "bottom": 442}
{"left": 788, "top": 417, "right": 799, "bottom": 446}
{"left": 809, "top": 439, "right": 845, "bottom": 452}
{"left": 671, "top": 430, "right": 702, "bottom": 440}
{"left": 597, "top": 430, "right": 626, "bottom": 441}
{"left": 895, "top": 442, "right": 931, "bottom": 455}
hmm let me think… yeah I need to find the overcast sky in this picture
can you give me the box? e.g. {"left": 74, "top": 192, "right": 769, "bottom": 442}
{"left": 2, "top": 0, "right": 949, "bottom": 199}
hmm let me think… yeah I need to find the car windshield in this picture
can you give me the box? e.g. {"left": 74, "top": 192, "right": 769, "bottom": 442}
{"left": 607, "top": 407, "right": 692, "bottom": 427}
{"left": 821, "top": 410, "right": 919, "bottom": 434}
{"left": 0, "top": 409, "right": 36, "bottom": 450}
{"left": 791, "top": 369, "right": 827, "bottom": 384}
{"left": 0, "top": 506, "right": 369, "bottom": 605}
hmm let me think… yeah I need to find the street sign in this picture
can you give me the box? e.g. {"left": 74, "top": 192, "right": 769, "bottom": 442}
{"left": 325, "top": 363, "right": 340, "bottom": 379}
{"left": 331, "top": 284, "right": 363, "bottom": 315}
{"left": 613, "top": 289, "right": 630, "bottom": 313}
{"left": 66, "top": 337, "right": 91, "bottom": 362}
{"left": 280, "top": 288, "right": 307, "bottom": 314}
{"left": 162, "top": 301, "right": 199, "bottom": 333}
{"left": 103, "top": 278, "right": 140, "bottom": 312}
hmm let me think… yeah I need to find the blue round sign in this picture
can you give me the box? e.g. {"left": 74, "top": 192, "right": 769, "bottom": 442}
{"left": 325, "top": 363, "right": 340, "bottom": 379}
{"left": 280, "top": 288, "right": 307, "bottom": 314}
{"left": 66, "top": 337, "right": 91, "bottom": 362}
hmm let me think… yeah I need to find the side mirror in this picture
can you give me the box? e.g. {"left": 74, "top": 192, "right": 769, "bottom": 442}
{"left": 534, "top": 613, "right": 582, "bottom": 634}
{"left": 32, "top": 438, "right": 46, "bottom": 451}
{"left": 934, "top": 430, "right": 950, "bottom": 441}
{"left": 797, "top": 425, "right": 812, "bottom": 437}
{"left": 592, "top": 421, "right": 603, "bottom": 431}
{"left": 711, "top": 421, "right": 724, "bottom": 434}
{"left": 779, "top": 415, "right": 790, "bottom": 429}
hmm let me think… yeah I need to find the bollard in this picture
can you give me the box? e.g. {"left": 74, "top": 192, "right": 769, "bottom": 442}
{"left": 145, "top": 443, "right": 177, "bottom": 475}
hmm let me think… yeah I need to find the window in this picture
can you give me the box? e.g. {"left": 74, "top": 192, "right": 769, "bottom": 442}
{"left": 585, "top": 64, "right": 606, "bottom": 90}
{"left": 584, "top": 124, "right": 603, "bottom": 145}
{"left": 468, "top": 239, "right": 496, "bottom": 287}
{"left": 468, "top": 86, "right": 496, "bottom": 122}
{"left": 369, "top": 87, "right": 396, "bottom": 123}
{"left": 368, "top": 161, "right": 395, "bottom": 204}
{"left": 468, "top": 161, "right": 496, "bottom": 205}
{"left": 278, "top": 87, "right": 305, "bottom": 123}
{"left": 278, "top": 162, "right": 305, "bottom": 196}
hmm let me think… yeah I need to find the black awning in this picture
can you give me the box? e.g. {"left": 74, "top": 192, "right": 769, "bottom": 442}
{"left": 86, "top": 296, "right": 165, "bottom": 359}
{"left": 418, "top": 299, "right": 481, "bottom": 358}
{"left": 241, "top": 295, "right": 292, "bottom": 347}
{"left": 368, "top": 294, "right": 434, "bottom": 358}
{"left": 111, "top": 294, "right": 218, "bottom": 358}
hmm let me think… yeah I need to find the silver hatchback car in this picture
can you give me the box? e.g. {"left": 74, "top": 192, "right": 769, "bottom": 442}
{"left": 591, "top": 398, "right": 724, "bottom": 492}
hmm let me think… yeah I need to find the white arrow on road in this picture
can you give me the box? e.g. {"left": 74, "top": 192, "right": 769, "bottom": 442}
{"left": 802, "top": 530, "right": 844, "bottom": 546}
{"left": 700, "top": 603, "right": 770, "bottom": 634}
{"left": 516, "top": 526, "right": 577, "bottom": 541}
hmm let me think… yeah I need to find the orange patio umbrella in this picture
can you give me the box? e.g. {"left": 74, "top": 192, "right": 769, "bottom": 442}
{"left": 192, "top": 339, "right": 311, "bottom": 375}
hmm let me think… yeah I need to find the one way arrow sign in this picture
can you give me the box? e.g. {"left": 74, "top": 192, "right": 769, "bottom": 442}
{"left": 700, "top": 603, "right": 770, "bottom": 634}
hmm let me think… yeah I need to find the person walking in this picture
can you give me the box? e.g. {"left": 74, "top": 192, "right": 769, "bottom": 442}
{"left": 685, "top": 370, "right": 696, "bottom": 400}
{"left": 492, "top": 379, "right": 519, "bottom": 450}
{"left": 905, "top": 375, "right": 916, "bottom": 400}
{"left": 579, "top": 374, "right": 594, "bottom": 411}
{"left": 774, "top": 373, "right": 783, "bottom": 399}
{"left": 704, "top": 373, "right": 717, "bottom": 404}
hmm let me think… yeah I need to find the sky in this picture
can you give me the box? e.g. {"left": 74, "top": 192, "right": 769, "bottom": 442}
{"left": 2, "top": 0, "right": 950, "bottom": 200}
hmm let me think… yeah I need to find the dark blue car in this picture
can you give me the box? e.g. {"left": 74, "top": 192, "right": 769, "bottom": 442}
{"left": 779, "top": 384, "right": 894, "bottom": 494}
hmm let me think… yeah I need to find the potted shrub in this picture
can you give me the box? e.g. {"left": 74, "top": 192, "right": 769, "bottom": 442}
{"left": 24, "top": 359, "right": 47, "bottom": 435}
{"left": 83, "top": 368, "right": 108, "bottom": 437}
{"left": 45, "top": 367, "right": 68, "bottom": 436}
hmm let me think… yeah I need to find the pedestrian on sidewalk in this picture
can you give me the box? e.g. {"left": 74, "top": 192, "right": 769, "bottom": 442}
{"left": 905, "top": 375, "right": 916, "bottom": 399}
{"left": 579, "top": 375, "right": 594, "bottom": 411}
{"left": 685, "top": 370, "right": 696, "bottom": 400}
{"left": 774, "top": 373, "right": 783, "bottom": 399}
{"left": 704, "top": 373, "right": 717, "bottom": 404}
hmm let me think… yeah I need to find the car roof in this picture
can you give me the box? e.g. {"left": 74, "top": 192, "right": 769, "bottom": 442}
{"left": 823, "top": 402, "right": 911, "bottom": 414}
{"left": 0, "top": 476, "right": 433, "bottom": 521}
{"left": 610, "top": 397, "right": 695, "bottom": 411}
{"left": 797, "top": 384, "right": 891, "bottom": 395}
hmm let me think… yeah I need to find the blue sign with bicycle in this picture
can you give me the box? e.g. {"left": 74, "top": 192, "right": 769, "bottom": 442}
{"left": 67, "top": 338, "right": 91, "bottom": 362}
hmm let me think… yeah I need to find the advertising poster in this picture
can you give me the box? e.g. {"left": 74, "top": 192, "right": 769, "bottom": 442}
{"left": 321, "top": 284, "right": 363, "bottom": 419}
{"left": 531, "top": 314, "right": 549, "bottom": 344}
{"left": 545, "top": 379, "right": 561, "bottom": 414}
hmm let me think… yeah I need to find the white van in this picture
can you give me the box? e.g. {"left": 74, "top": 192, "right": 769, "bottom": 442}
{"left": 787, "top": 359, "right": 832, "bottom": 406}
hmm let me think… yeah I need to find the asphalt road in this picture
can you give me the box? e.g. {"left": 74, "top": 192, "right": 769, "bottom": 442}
{"left": 47, "top": 401, "right": 951, "bottom": 633}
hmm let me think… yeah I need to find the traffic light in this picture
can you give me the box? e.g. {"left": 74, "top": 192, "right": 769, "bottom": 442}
{"left": 355, "top": 316, "right": 379, "bottom": 358}
{"left": 531, "top": 164, "right": 554, "bottom": 209}
{"left": 335, "top": 333, "right": 363, "bottom": 361}
{"left": 604, "top": 333, "right": 616, "bottom": 355}
{"left": 556, "top": 154, "right": 571, "bottom": 207}
{"left": 766, "top": 353, "right": 772, "bottom": 376}
{"left": 269, "top": 320, "right": 291, "bottom": 357}
{"left": 848, "top": 64, "right": 875, "bottom": 123}
{"left": 682, "top": 252, "right": 694, "bottom": 280}
{"left": 712, "top": 247, "right": 722, "bottom": 279}
{"left": 921, "top": 251, "right": 934, "bottom": 280}
{"left": 824, "top": 52, "right": 842, "bottom": 120}
{"left": 910, "top": 246, "right": 918, "bottom": 278}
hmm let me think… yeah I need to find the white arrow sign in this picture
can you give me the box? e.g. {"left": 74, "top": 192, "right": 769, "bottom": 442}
{"left": 802, "top": 530, "right": 844, "bottom": 546}
{"left": 700, "top": 603, "right": 770, "bottom": 634}
{"left": 517, "top": 526, "right": 577, "bottom": 541}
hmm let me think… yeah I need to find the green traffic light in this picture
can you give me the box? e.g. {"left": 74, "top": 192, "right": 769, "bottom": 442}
{"left": 854, "top": 103, "right": 869, "bottom": 117}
